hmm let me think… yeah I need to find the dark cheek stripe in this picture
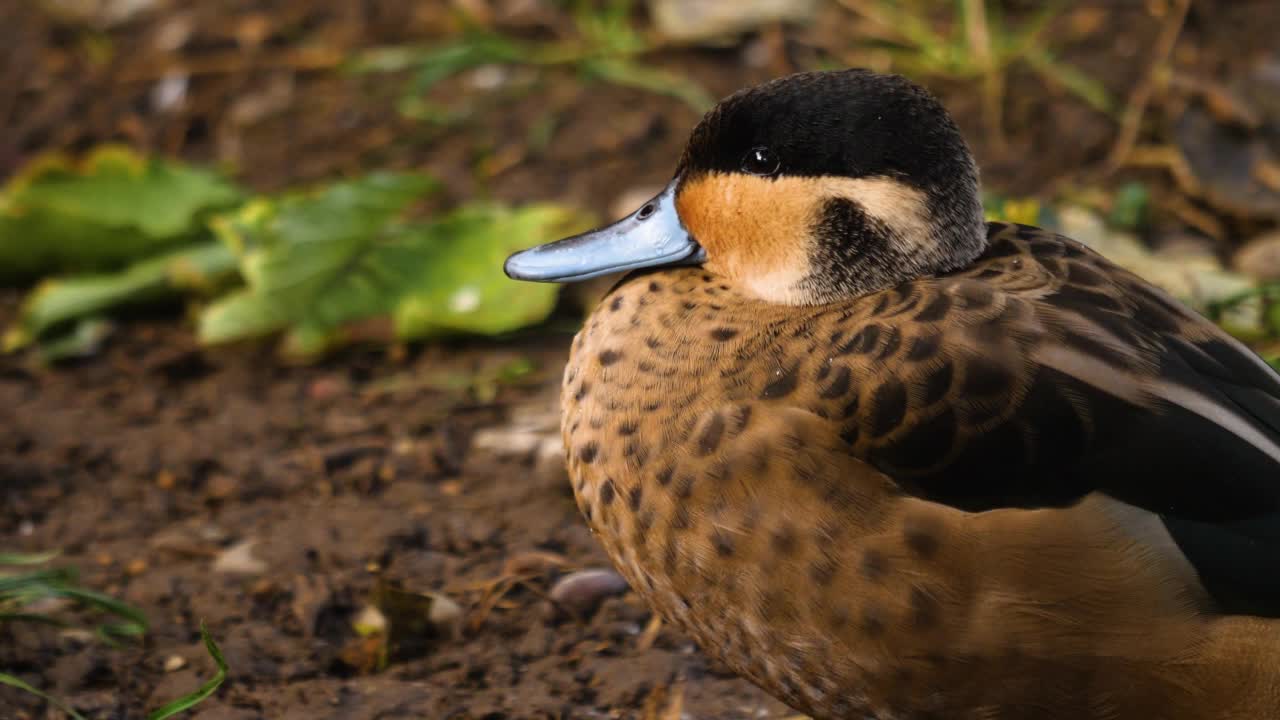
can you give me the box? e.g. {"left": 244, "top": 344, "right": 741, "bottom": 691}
{"left": 806, "top": 197, "right": 900, "bottom": 300}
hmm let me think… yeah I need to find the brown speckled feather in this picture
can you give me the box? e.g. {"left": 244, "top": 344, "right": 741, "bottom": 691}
{"left": 561, "top": 222, "right": 1280, "bottom": 719}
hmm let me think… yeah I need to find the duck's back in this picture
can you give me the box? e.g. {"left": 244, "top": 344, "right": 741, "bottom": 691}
{"left": 559, "top": 223, "right": 1280, "bottom": 718}
{"left": 563, "top": 221, "right": 1280, "bottom": 616}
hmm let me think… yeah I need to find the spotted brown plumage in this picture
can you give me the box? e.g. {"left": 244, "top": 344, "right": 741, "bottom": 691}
{"left": 506, "top": 69, "right": 1280, "bottom": 719}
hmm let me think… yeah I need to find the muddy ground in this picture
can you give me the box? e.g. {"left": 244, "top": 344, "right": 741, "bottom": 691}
{"left": 3, "top": 1, "right": 1280, "bottom": 718}
{"left": 0, "top": 293, "right": 792, "bottom": 718}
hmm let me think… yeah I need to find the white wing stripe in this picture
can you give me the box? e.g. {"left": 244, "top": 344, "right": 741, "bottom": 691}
{"left": 1148, "top": 380, "right": 1280, "bottom": 465}
{"left": 1034, "top": 346, "right": 1280, "bottom": 465}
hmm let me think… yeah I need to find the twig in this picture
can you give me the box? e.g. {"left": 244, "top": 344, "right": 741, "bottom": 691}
{"left": 636, "top": 613, "right": 663, "bottom": 652}
{"left": 1103, "top": 0, "right": 1192, "bottom": 174}
{"left": 1161, "top": 194, "right": 1226, "bottom": 241}
{"left": 1123, "top": 144, "right": 1202, "bottom": 195}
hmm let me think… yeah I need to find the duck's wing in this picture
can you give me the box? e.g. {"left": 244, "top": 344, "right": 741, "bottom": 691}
{"left": 835, "top": 223, "right": 1280, "bottom": 614}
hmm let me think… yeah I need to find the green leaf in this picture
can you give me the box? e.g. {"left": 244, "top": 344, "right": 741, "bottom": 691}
{"left": 196, "top": 291, "right": 292, "bottom": 347}
{"left": 1108, "top": 182, "right": 1150, "bottom": 231}
{"left": 0, "top": 146, "right": 243, "bottom": 280}
{"left": 0, "top": 672, "right": 87, "bottom": 720}
{"left": 392, "top": 204, "right": 595, "bottom": 338}
{"left": 146, "top": 623, "right": 228, "bottom": 720}
{"left": 982, "top": 192, "right": 1045, "bottom": 226}
{"left": 33, "top": 318, "right": 115, "bottom": 363}
{"left": 199, "top": 173, "right": 594, "bottom": 359}
{"left": 5, "top": 241, "right": 237, "bottom": 351}
{"left": 201, "top": 173, "right": 438, "bottom": 345}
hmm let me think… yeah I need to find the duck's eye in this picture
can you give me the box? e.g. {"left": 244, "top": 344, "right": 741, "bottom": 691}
{"left": 741, "top": 146, "right": 780, "bottom": 176}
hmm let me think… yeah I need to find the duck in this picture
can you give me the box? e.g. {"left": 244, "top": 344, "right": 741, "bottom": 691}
{"left": 503, "top": 69, "right": 1280, "bottom": 719}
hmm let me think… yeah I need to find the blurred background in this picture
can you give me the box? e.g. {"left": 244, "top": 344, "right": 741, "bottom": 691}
{"left": 2, "top": 0, "right": 1279, "bottom": 717}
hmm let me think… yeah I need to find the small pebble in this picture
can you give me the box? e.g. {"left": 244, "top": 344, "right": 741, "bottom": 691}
{"left": 198, "top": 524, "right": 229, "bottom": 543}
{"left": 536, "top": 436, "right": 568, "bottom": 488}
{"left": 150, "top": 72, "right": 188, "bottom": 113}
{"left": 213, "top": 540, "right": 267, "bottom": 576}
{"left": 28, "top": 597, "right": 73, "bottom": 615}
{"left": 1234, "top": 229, "right": 1280, "bottom": 281}
{"left": 548, "top": 569, "right": 630, "bottom": 619}
{"left": 152, "top": 12, "right": 193, "bottom": 52}
{"left": 307, "top": 375, "right": 347, "bottom": 401}
{"left": 59, "top": 628, "right": 95, "bottom": 645}
{"left": 205, "top": 473, "right": 239, "bottom": 500}
{"left": 163, "top": 655, "right": 187, "bottom": 673}
{"left": 352, "top": 605, "right": 388, "bottom": 636}
{"left": 468, "top": 64, "right": 509, "bottom": 91}
{"left": 648, "top": 0, "right": 817, "bottom": 42}
{"left": 428, "top": 592, "right": 464, "bottom": 639}
{"left": 471, "top": 427, "right": 547, "bottom": 456}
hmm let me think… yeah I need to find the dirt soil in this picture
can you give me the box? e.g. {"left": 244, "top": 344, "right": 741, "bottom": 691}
{"left": 0, "top": 292, "right": 791, "bottom": 719}
{"left": 4, "top": 1, "right": 1280, "bottom": 719}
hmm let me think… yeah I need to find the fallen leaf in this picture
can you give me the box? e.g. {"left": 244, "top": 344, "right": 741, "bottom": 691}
{"left": 374, "top": 580, "right": 465, "bottom": 660}
{"left": 4, "top": 241, "right": 238, "bottom": 352}
{"left": 198, "top": 173, "right": 595, "bottom": 359}
{"left": 0, "top": 146, "right": 242, "bottom": 281}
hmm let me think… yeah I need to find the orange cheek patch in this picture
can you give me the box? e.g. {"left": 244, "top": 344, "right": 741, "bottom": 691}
{"left": 675, "top": 173, "right": 820, "bottom": 298}
{"left": 674, "top": 173, "right": 936, "bottom": 304}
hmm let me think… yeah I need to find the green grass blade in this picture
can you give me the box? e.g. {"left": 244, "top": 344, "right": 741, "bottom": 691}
{"left": 0, "top": 564, "right": 148, "bottom": 641}
{"left": 0, "top": 567, "right": 76, "bottom": 594}
{"left": 999, "top": 0, "right": 1064, "bottom": 62}
{"left": 50, "top": 586, "right": 149, "bottom": 633}
{"left": 146, "top": 623, "right": 228, "bottom": 720}
{"left": 0, "top": 672, "right": 87, "bottom": 720}
{"left": 1024, "top": 48, "right": 1114, "bottom": 114}
{"left": 581, "top": 58, "right": 713, "bottom": 112}
{"left": 0, "top": 551, "right": 62, "bottom": 565}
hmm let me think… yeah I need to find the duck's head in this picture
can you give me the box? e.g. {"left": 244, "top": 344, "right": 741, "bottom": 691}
{"left": 505, "top": 69, "right": 986, "bottom": 305}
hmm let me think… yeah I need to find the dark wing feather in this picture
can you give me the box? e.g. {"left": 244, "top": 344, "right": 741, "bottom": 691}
{"left": 855, "top": 223, "right": 1280, "bottom": 614}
